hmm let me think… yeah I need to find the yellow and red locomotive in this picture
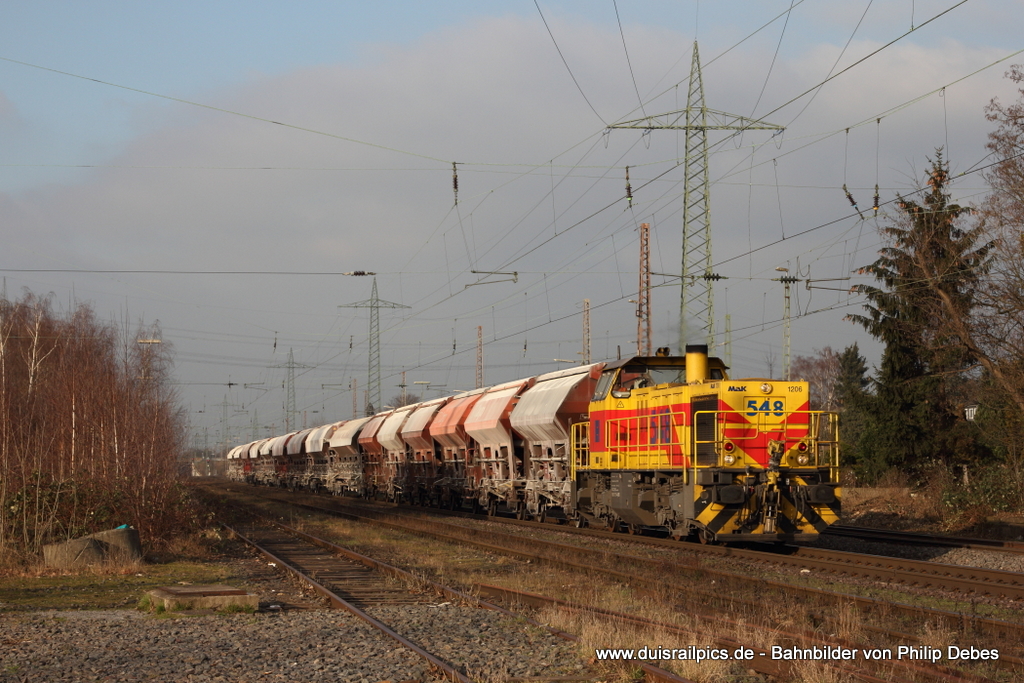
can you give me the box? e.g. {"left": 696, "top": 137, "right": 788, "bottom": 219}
{"left": 571, "top": 345, "right": 840, "bottom": 542}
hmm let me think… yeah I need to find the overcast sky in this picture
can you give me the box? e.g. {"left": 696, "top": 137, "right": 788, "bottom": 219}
{"left": 1, "top": 0, "right": 1021, "bottom": 450}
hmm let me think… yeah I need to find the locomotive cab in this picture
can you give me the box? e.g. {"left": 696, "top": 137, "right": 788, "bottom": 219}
{"left": 571, "top": 345, "right": 840, "bottom": 543}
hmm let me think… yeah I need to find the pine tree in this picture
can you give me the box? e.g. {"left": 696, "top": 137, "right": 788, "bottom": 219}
{"left": 834, "top": 343, "right": 869, "bottom": 472}
{"left": 849, "top": 152, "right": 990, "bottom": 481}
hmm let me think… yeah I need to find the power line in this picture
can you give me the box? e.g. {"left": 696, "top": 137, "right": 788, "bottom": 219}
{"left": 613, "top": 0, "right": 646, "bottom": 119}
{"left": 533, "top": 0, "right": 607, "bottom": 125}
{"left": 0, "top": 55, "right": 452, "bottom": 165}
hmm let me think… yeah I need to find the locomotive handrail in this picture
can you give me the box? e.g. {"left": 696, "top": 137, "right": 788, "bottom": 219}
{"left": 586, "top": 408, "right": 837, "bottom": 475}
{"left": 692, "top": 409, "right": 839, "bottom": 479}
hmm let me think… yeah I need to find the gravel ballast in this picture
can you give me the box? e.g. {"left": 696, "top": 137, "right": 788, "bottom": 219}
{"left": 1, "top": 609, "right": 431, "bottom": 683}
{"left": 0, "top": 603, "right": 587, "bottom": 683}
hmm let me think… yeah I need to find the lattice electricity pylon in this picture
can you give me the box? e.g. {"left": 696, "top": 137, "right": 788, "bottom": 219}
{"left": 608, "top": 41, "right": 784, "bottom": 353}
{"left": 339, "top": 277, "right": 409, "bottom": 414}
{"left": 272, "top": 348, "right": 310, "bottom": 432}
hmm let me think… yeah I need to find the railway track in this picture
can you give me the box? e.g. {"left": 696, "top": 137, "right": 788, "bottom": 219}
{"left": 210, "top": 484, "right": 1024, "bottom": 652}
{"left": 209, "top": 489, "right": 1024, "bottom": 683}
{"left": 783, "top": 544, "right": 1024, "bottom": 599}
{"left": 241, "top": 483, "right": 1024, "bottom": 602}
{"left": 823, "top": 525, "right": 1024, "bottom": 555}
{"left": 223, "top": 508, "right": 695, "bottom": 683}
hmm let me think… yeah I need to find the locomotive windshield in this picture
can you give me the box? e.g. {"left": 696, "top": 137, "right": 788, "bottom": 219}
{"left": 593, "top": 362, "right": 725, "bottom": 400}
{"left": 645, "top": 365, "right": 688, "bottom": 385}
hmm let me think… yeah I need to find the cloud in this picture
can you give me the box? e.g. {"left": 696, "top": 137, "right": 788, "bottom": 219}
{"left": 1, "top": 12, "right": 1016, "bottom": 419}
{"left": 0, "top": 91, "right": 22, "bottom": 127}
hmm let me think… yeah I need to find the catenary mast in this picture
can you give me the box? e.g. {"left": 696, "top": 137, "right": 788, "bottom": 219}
{"left": 608, "top": 42, "right": 783, "bottom": 354}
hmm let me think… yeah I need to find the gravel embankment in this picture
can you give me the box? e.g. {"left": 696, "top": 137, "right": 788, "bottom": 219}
{"left": 0, "top": 603, "right": 587, "bottom": 683}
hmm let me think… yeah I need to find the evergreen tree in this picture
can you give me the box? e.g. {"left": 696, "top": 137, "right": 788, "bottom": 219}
{"left": 849, "top": 152, "right": 991, "bottom": 481}
{"left": 834, "top": 343, "right": 869, "bottom": 472}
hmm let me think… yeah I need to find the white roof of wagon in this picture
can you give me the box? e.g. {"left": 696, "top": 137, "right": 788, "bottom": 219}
{"left": 401, "top": 397, "right": 448, "bottom": 437}
{"left": 285, "top": 428, "right": 316, "bottom": 455}
{"left": 258, "top": 437, "right": 276, "bottom": 456}
{"left": 328, "top": 416, "right": 372, "bottom": 449}
{"left": 378, "top": 405, "right": 416, "bottom": 453}
{"left": 270, "top": 432, "right": 297, "bottom": 456}
{"left": 534, "top": 363, "right": 597, "bottom": 382}
{"left": 248, "top": 438, "right": 271, "bottom": 458}
{"left": 464, "top": 379, "right": 531, "bottom": 447}
{"left": 304, "top": 423, "right": 337, "bottom": 453}
{"left": 510, "top": 371, "right": 592, "bottom": 443}
{"left": 226, "top": 445, "right": 243, "bottom": 459}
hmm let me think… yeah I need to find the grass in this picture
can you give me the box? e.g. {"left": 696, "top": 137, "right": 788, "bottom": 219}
{"left": 0, "top": 559, "right": 241, "bottom": 611}
{"left": 0, "top": 527, "right": 247, "bottom": 612}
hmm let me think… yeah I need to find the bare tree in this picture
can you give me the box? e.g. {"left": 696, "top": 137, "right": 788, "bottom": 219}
{"left": 790, "top": 347, "right": 841, "bottom": 411}
{"left": 0, "top": 292, "right": 188, "bottom": 563}
{"left": 387, "top": 393, "right": 421, "bottom": 409}
{"left": 937, "top": 66, "right": 1024, "bottom": 420}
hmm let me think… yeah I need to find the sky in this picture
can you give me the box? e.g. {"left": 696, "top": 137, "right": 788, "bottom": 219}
{"left": 1, "top": 0, "right": 1021, "bottom": 451}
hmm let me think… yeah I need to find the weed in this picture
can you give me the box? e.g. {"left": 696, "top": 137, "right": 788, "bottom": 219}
{"left": 219, "top": 603, "right": 256, "bottom": 615}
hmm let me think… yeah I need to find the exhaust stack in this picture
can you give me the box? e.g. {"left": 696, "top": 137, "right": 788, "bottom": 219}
{"left": 685, "top": 344, "right": 709, "bottom": 384}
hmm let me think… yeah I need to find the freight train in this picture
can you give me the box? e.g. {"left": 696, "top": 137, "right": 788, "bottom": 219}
{"left": 226, "top": 345, "right": 840, "bottom": 543}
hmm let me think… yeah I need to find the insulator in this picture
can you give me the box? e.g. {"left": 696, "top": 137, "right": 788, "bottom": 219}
{"left": 843, "top": 184, "right": 865, "bottom": 219}
{"left": 452, "top": 162, "right": 459, "bottom": 205}
{"left": 625, "top": 166, "right": 632, "bottom": 205}
{"left": 873, "top": 184, "right": 880, "bottom": 213}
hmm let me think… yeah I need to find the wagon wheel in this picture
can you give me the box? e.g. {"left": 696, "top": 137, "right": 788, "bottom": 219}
{"left": 515, "top": 503, "right": 528, "bottom": 520}
{"left": 626, "top": 523, "right": 642, "bottom": 536}
{"left": 487, "top": 499, "right": 498, "bottom": 517}
{"left": 698, "top": 528, "right": 717, "bottom": 545}
{"left": 606, "top": 519, "right": 621, "bottom": 533}
{"left": 573, "top": 517, "right": 587, "bottom": 529}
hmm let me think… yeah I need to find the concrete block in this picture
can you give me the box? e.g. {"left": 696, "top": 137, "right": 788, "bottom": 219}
{"left": 147, "top": 585, "right": 259, "bottom": 612}
{"left": 86, "top": 527, "right": 142, "bottom": 561}
{"left": 42, "top": 537, "right": 105, "bottom": 569}
{"left": 42, "top": 526, "right": 142, "bottom": 569}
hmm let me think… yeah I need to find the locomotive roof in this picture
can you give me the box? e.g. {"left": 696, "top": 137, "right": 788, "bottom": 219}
{"left": 601, "top": 355, "right": 729, "bottom": 372}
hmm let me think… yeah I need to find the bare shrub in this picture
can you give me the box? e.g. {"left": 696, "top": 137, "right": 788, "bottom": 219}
{"left": 0, "top": 292, "right": 190, "bottom": 567}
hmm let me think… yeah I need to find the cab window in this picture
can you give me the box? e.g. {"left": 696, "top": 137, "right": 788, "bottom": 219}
{"left": 592, "top": 370, "right": 616, "bottom": 401}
